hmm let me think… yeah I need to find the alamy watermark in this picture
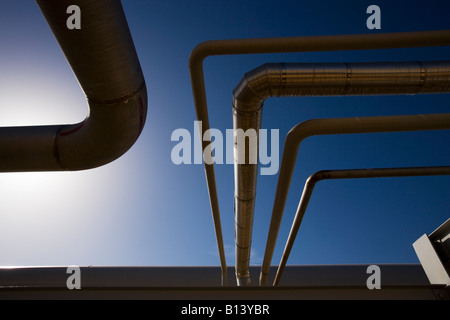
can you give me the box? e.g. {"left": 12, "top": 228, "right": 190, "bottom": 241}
{"left": 366, "top": 264, "right": 381, "bottom": 290}
{"left": 66, "top": 5, "right": 81, "bottom": 30}
{"left": 366, "top": 5, "right": 381, "bottom": 30}
{"left": 171, "top": 121, "right": 280, "bottom": 176}
{"left": 66, "top": 265, "right": 81, "bottom": 290}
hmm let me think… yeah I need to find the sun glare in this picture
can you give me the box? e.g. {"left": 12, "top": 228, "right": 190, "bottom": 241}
{"left": 0, "top": 59, "right": 86, "bottom": 127}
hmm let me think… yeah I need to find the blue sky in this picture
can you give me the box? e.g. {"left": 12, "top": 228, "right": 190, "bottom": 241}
{"left": 0, "top": 0, "right": 449, "bottom": 272}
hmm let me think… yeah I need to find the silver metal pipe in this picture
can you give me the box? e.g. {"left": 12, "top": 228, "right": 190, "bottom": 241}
{"left": 260, "top": 113, "right": 450, "bottom": 285}
{"left": 273, "top": 166, "right": 450, "bottom": 286}
{"left": 188, "top": 30, "right": 450, "bottom": 286}
{"left": 0, "top": 0, "right": 147, "bottom": 172}
{"left": 234, "top": 61, "right": 450, "bottom": 105}
{"left": 234, "top": 61, "right": 450, "bottom": 285}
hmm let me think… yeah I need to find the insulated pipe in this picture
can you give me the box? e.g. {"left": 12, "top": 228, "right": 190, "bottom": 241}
{"left": 234, "top": 61, "right": 450, "bottom": 286}
{"left": 273, "top": 166, "right": 450, "bottom": 286}
{"left": 0, "top": 0, "right": 147, "bottom": 171}
{"left": 260, "top": 113, "right": 450, "bottom": 285}
{"left": 188, "top": 30, "right": 450, "bottom": 286}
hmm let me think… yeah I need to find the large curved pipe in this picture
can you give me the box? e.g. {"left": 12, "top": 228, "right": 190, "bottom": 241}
{"left": 189, "top": 31, "right": 450, "bottom": 286}
{"left": 260, "top": 113, "right": 450, "bottom": 285}
{"left": 273, "top": 166, "right": 450, "bottom": 286}
{"left": 0, "top": 0, "right": 147, "bottom": 172}
{"left": 233, "top": 61, "right": 450, "bottom": 286}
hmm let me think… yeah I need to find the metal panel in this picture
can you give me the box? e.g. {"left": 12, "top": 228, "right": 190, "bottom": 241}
{"left": 413, "top": 219, "right": 450, "bottom": 285}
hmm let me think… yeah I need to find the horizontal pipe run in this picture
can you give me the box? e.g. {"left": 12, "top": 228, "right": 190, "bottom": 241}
{"left": 189, "top": 30, "right": 450, "bottom": 66}
{"left": 188, "top": 30, "right": 450, "bottom": 286}
{"left": 260, "top": 113, "right": 450, "bottom": 285}
{"left": 234, "top": 61, "right": 450, "bottom": 109}
{"left": 0, "top": 0, "right": 147, "bottom": 172}
{"left": 273, "top": 166, "right": 450, "bottom": 286}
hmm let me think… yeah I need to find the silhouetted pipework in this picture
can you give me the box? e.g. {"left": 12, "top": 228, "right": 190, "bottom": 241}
{"left": 0, "top": 0, "right": 147, "bottom": 172}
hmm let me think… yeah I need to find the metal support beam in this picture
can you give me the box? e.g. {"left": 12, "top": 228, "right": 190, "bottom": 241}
{"left": 1, "top": 264, "right": 448, "bottom": 300}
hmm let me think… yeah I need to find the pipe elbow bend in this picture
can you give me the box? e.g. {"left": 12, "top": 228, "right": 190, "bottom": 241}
{"left": 306, "top": 170, "right": 330, "bottom": 187}
{"left": 189, "top": 41, "right": 214, "bottom": 70}
{"left": 285, "top": 118, "right": 321, "bottom": 147}
{"left": 0, "top": 0, "right": 149, "bottom": 172}
{"left": 233, "top": 63, "right": 277, "bottom": 113}
{"left": 56, "top": 84, "right": 147, "bottom": 170}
